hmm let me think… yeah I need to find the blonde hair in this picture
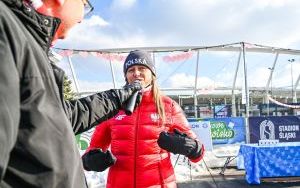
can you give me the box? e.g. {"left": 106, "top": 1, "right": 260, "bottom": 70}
{"left": 151, "top": 75, "right": 165, "bottom": 123}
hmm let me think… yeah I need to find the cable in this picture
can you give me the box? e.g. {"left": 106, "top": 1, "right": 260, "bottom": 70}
{"left": 174, "top": 155, "right": 220, "bottom": 188}
{"left": 174, "top": 154, "right": 180, "bottom": 168}
{"left": 188, "top": 160, "right": 192, "bottom": 181}
{"left": 158, "top": 57, "right": 190, "bottom": 86}
{"left": 202, "top": 158, "right": 220, "bottom": 188}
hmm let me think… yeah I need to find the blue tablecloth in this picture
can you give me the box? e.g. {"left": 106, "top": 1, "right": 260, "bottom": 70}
{"left": 239, "top": 142, "right": 300, "bottom": 184}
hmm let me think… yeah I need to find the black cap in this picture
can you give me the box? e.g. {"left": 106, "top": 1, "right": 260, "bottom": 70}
{"left": 123, "top": 50, "right": 156, "bottom": 76}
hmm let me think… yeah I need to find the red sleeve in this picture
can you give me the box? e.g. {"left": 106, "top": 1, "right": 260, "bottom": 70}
{"left": 169, "top": 101, "right": 205, "bottom": 163}
{"left": 169, "top": 101, "right": 196, "bottom": 138}
{"left": 85, "top": 120, "right": 111, "bottom": 153}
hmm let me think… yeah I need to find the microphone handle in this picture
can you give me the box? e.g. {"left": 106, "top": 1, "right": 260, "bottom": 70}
{"left": 124, "top": 91, "right": 139, "bottom": 115}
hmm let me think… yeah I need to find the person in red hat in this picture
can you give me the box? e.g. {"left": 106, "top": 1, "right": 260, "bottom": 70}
{"left": 82, "top": 50, "right": 205, "bottom": 188}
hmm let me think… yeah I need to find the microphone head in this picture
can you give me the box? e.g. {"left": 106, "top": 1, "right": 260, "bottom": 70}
{"left": 125, "top": 80, "right": 141, "bottom": 88}
{"left": 132, "top": 80, "right": 141, "bottom": 85}
{"left": 132, "top": 80, "right": 152, "bottom": 90}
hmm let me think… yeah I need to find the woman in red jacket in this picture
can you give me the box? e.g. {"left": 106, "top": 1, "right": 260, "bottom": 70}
{"left": 82, "top": 50, "right": 204, "bottom": 188}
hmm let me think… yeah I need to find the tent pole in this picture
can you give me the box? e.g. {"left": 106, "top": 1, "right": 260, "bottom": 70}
{"left": 67, "top": 56, "right": 80, "bottom": 94}
{"left": 194, "top": 50, "right": 200, "bottom": 118}
{"left": 231, "top": 50, "right": 242, "bottom": 117}
{"left": 242, "top": 42, "right": 250, "bottom": 143}
{"left": 109, "top": 53, "right": 116, "bottom": 89}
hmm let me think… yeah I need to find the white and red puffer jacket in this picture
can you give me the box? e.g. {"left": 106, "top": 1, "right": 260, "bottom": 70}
{"left": 86, "top": 90, "right": 204, "bottom": 188}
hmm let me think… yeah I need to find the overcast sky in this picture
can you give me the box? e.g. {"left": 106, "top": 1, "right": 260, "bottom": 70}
{"left": 54, "top": 0, "right": 300, "bottom": 94}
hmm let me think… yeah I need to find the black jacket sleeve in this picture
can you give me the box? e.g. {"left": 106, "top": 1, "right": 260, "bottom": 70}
{"left": 50, "top": 62, "right": 124, "bottom": 135}
{"left": 0, "top": 21, "right": 20, "bottom": 179}
{"left": 64, "top": 91, "right": 121, "bottom": 135}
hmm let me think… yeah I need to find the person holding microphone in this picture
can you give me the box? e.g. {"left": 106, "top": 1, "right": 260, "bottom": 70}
{"left": 0, "top": 0, "right": 142, "bottom": 187}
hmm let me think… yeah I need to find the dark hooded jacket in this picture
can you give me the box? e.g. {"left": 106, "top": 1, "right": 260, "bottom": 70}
{"left": 0, "top": 0, "right": 123, "bottom": 187}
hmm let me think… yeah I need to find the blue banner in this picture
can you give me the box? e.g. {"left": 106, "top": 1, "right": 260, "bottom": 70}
{"left": 249, "top": 116, "right": 300, "bottom": 143}
{"left": 188, "top": 117, "right": 246, "bottom": 145}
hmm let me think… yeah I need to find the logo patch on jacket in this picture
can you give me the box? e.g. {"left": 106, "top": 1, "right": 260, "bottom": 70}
{"left": 115, "top": 114, "right": 126, "bottom": 120}
{"left": 150, "top": 113, "right": 159, "bottom": 122}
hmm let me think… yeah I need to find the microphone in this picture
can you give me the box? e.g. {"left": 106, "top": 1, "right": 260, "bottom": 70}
{"left": 124, "top": 81, "right": 141, "bottom": 115}
{"left": 124, "top": 90, "right": 140, "bottom": 115}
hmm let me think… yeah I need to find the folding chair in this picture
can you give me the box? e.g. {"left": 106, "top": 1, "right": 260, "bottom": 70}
{"left": 212, "top": 144, "right": 240, "bottom": 175}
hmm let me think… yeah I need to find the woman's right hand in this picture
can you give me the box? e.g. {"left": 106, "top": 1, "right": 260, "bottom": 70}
{"left": 82, "top": 149, "right": 116, "bottom": 172}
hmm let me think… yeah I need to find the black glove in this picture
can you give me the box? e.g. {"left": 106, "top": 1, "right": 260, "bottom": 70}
{"left": 157, "top": 129, "right": 202, "bottom": 159}
{"left": 110, "top": 81, "right": 142, "bottom": 109}
{"left": 82, "top": 149, "right": 116, "bottom": 172}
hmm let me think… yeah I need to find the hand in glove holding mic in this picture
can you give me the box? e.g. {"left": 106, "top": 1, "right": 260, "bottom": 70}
{"left": 157, "top": 129, "right": 203, "bottom": 159}
{"left": 82, "top": 149, "right": 116, "bottom": 172}
{"left": 123, "top": 81, "right": 143, "bottom": 115}
{"left": 110, "top": 81, "right": 142, "bottom": 109}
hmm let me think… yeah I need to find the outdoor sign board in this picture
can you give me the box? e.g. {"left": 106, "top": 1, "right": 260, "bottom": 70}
{"left": 188, "top": 117, "right": 246, "bottom": 145}
{"left": 249, "top": 116, "right": 300, "bottom": 143}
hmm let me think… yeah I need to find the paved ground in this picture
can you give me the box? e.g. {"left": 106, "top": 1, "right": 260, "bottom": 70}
{"left": 177, "top": 167, "right": 300, "bottom": 188}
{"left": 178, "top": 178, "right": 300, "bottom": 188}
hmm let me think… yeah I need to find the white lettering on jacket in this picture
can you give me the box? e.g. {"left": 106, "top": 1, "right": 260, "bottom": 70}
{"left": 115, "top": 114, "right": 126, "bottom": 120}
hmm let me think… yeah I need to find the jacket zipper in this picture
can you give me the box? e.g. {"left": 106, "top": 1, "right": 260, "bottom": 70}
{"left": 134, "top": 106, "right": 141, "bottom": 188}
